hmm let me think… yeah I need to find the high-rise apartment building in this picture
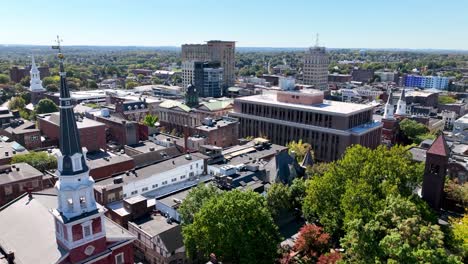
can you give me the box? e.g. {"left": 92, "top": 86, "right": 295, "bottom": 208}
{"left": 404, "top": 74, "right": 450, "bottom": 90}
{"left": 230, "top": 90, "right": 382, "bottom": 161}
{"left": 182, "top": 40, "right": 235, "bottom": 93}
{"left": 302, "top": 46, "right": 329, "bottom": 90}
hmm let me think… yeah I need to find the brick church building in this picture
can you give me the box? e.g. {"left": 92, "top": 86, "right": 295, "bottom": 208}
{"left": 0, "top": 45, "right": 135, "bottom": 263}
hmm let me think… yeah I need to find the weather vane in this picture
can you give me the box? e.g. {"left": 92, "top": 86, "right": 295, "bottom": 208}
{"left": 52, "top": 35, "right": 64, "bottom": 59}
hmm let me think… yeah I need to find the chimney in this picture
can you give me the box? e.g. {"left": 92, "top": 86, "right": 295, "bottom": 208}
{"left": 25, "top": 187, "right": 33, "bottom": 200}
{"left": 6, "top": 251, "right": 15, "bottom": 262}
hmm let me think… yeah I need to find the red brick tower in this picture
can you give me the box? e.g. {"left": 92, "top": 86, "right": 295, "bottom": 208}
{"left": 421, "top": 134, "right": 450, "bottom": 210}
{"left": 381, "top": 89, "right": 399, "bottom": 144}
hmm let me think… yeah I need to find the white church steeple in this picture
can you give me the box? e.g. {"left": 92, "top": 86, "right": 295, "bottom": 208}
{"left": 51, "top": 38, "right": 107, "bottom": 255}
{"left": 29, "top": 55, "right": 46, "bottom": 92}
{"left": 383, "top": 88, "right": 394, "bottom": 120}
{"left": 395, "top": 87, "right": 407, "bottom": 116}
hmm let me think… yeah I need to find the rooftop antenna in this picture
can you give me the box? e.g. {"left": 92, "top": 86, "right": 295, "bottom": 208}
{"left": 315, "top": 33, "right": 320, "bottom": 47}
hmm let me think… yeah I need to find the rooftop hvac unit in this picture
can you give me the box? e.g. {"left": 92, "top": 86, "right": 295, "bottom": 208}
{"left": 113, "top": 176, "right": 123, "bottom": 184}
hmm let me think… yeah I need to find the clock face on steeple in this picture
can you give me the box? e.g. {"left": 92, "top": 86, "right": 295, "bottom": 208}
{"left": 84, "top": 245, "right": 95, "bottom": 256}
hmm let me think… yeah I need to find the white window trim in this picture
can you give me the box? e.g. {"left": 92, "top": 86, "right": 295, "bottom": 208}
{"left": 115, "top": 252, "right": 124, "bottom": 264}
{"left": 81, "top": 220, "right": 93, "bottom": 239}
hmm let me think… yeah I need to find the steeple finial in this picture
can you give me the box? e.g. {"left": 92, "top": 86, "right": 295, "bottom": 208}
{"left": 31, "top": 54, "right": 37, "bottom": 69}
{"left": 52, "top": 37, "right": 89, "bottom": 175}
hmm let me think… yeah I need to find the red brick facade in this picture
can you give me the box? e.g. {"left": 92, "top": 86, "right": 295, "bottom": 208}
{"left": 68, "top": 237, "right": 107, "bottom": 263}
{"left": 38, "top": 117, "right": 106, "bottom": 152}
{"left": 89, "top": 158, "right": 135, "bottom": 181}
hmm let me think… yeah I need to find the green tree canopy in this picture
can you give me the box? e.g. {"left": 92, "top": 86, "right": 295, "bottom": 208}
{"left": 142, "top": 114, "right": 159, "bottom": 128}
{"left": 11, "top": 152, "right": 57, "bottom": 172}
{"left": 8, "top": 96, "right": 26, "bottom": 110}
{"left": 439, "top": 95, "right": 457, "bottom": 105}
{"left": 126, "top": 81, "right": 138, "bottom": 89}
{"left": 178, "top": 183, "right": 221, "bottom": 225}
{"left": 46, "top": 84, "right": 59, "bottom": 92}
{"left": 35, "top": 98, "right": 58, "bottom": 114}
{"left": 450, "top": 214, "right": 468, "bottom": 261}
{"left": 341, "top": 195, "right": 462, "bottom": 263}
{"left": 399, "top": 118, "right": 430, "bottom": 144}
{"left": 19, "top": 76, "right": 30, "bottom": 86}
{"left": 303, "top": 145, "right": 423, "bottom": 236}
{"left": 183, "top": 190, "right": 280, "bottom": 264}
{"left": 42, "top": 76, "right": 60, "bottom": 87}
{"left": 151, "top": 76, "right": 163, "bottom": 84}
{"left": 0, "top": 74, "right": 10, "bottom": 84}
{"left": 289, "top": 177, "right": 307, "bottom": 211}
{"left": 287, "top": 139, "right": 312, "bottom": 163}
{"left": 266, "top": 183, "right": 291, "bottom": 218}
{"left": 88, "top": 80, "right": 98, "bottom": 89}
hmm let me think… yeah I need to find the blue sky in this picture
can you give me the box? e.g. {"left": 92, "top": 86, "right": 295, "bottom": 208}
{"left": 2, "top": 0, "right": 468, "bottom": 49}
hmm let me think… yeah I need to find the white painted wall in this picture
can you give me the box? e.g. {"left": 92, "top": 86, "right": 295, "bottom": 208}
{"left": 122, "top": 159, "right": 204, "bottom": 198}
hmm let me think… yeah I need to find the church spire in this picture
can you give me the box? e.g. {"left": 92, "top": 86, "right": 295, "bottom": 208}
{"left": 29, "top": 54, "right": 45, "bottom": 92}
{"left": 395, "top": 87, "right": 407, "bottom": 116}
{"left": 53, "top": 37, "right": 89, "bottom": 176}
{"left": 383, "top": 88, "right": 394, "bottom": 120}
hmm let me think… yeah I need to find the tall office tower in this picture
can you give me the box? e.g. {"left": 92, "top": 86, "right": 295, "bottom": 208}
{"left": 302, "top": 45, "right": 329, "bottom": 90}
{"left": 181, "top": 40, "right": 235, "bottom": 93}
{"left": 207, "top": 40, "right": 235, "bottom": 88}
{"left": 194, "top": 61, "right": 223, "bottom": 98}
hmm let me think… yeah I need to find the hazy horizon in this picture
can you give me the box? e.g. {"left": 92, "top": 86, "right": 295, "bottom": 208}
{"left": 2, "top": 0, "right": 468, "bottom": 50}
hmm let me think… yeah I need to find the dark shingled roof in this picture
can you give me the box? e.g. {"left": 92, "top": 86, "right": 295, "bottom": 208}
{"left": 57, "top": 55, "right": 88, "bottom": 175}
{"left": 159, "top": 225, "right": 184, "bottom": 252}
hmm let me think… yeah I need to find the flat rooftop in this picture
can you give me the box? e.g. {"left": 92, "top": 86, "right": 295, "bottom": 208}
{"left": 157, "top": 188, "right": 192, "bottom": 208}
{"left": 0, "top": 163, "right": 43, "bottom": 185}
{"left": 87, "top": 154, "right": 133, "bottom": 169}
{"left": 95, "top": 152, "right": 207, "bottom": 189}
{"left": 127, "top": 141, "right": 167, "bottom": 153}
{"left": 196, "top": 119, "right": 237, "bottom": 132}
{"left": 236, "top": 92, "right": 373, "bottom": 115}
{"left": 39, "top": 112, "right": 105, "bottom": 129}
{"left": 0, "top": 141, "right": 28, "bottom": 160}
{"left": 132, "top": 214, "right": 180, "bottom": 237}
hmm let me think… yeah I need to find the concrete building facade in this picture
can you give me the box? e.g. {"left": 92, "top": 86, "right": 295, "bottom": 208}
{"left": 182, "top": 40, "right": 235, "bottom": 91}
{"left": 302, "top": 46, "right": 329, "bottom": 90}
{"left": 230, "top": 90, "right": 382, "bottom": 161}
